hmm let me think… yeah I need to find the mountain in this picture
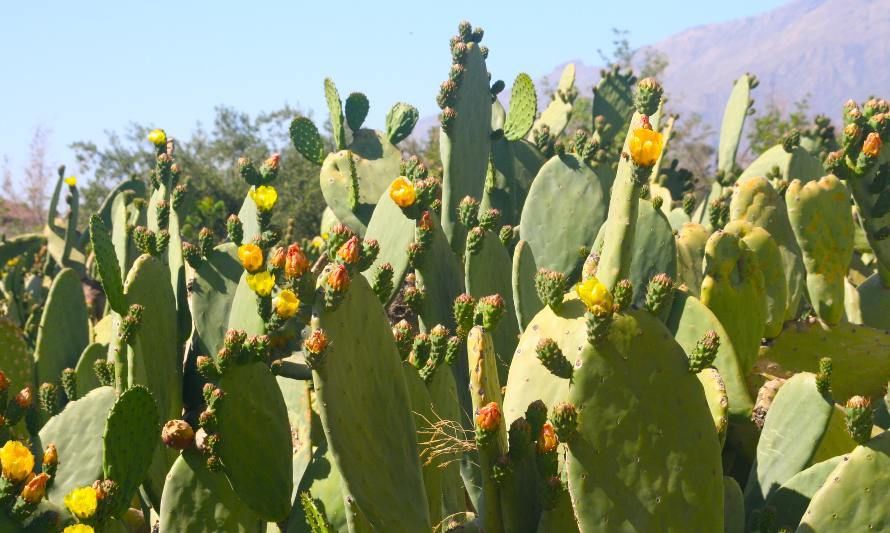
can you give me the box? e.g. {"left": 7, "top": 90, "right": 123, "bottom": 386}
{"left": 549, "top": 0, "right": 890, "bottom": 135}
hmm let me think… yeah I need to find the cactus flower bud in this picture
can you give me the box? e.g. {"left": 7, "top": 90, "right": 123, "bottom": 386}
{"left": 687, "top": 330, "right": 720, "bottom": 373}
{"left": 39, "top": 382, "right": 59, "bottom": 416}
{"left": 0, "top": 441, "right": 34, "bottom": 482}
{"left": 14, "top": 386, "right": 32, "bottom": 409}
{"left": 535, "top": 268, "right": 567, "bottom": 312}
{"left": 575, "top": 276, "right": 613, "bottom": 314}
{"left": 0, "top": 371, "right": 9, "bottom": 392}
{"left": 198, "top": 410, "right": 218, "bottom": 433}
{"left": 268, "top": 246, "right": 286, "bottom": 270}
{"left": 536, "top": 422, "right": 559, "bottom": 454}
{"left": 402, "top": 285, "right": 425, "bottom": 315}
{"left": 475, "top": 402, "right": 502, "bottom": 445}
{"left": 273, "top": 289, "right": 300, "bottom": 320}
{"left": 816, "top": 357, "right": 833, "bottom": 395}
{"left": 196, "top": 355, "right": 219, "bottom": 380}
{"left": 586, "top": 306, "right": 613, "bottom": 345}
{"left": 162, "top": 420, "right": 195, "bottom": 450}
{"left": 182, "top": 242, "right": 203, "bottom": 268}
{"left": 525, "top": 400, "right": 548, "bottom": 438}
{"left": 551, "top": 403, "right": 579, "bottom": 442}
{"left": 465, "top": 226, "right": 485, "bottom": 255}
{"left": 327, "top": 264, "right": 350, "bottom": 292}
{"left": 226, "top": 214, "right": 244, "bottom": 246}
{"left": 845, "top": 395, "right": 873, "bottom": 444}
{"left": 453, "top": 293, "right": 476, "bottom": 338}
{"left": 474, "top": 294, "right": 505, "bottom": 330}
{"left": 304, "top": 329, "right": 330, "bottom": 369}
{"left": 862, "top": 132, "right": 882, "bottom": 158}
{"left": 389, "top": 177, "right": 416, "bottom": 208}
{"left": 371, "top": 263, "right": 394, "bottom": 303}
{"left": 440, "top": 107, "right": 457, "bottom": 132}
{"left": 536, "top": 338, "right": 573, "bottom": 379}
{"left": 337, "top": 236, "right": 361, "bottom": 265}
{"left": 392, "top": 320, "right": 414, "bottom": 361}
{"left": 478, "top": 208, "right": 501, "bottom": 232}
{"left": 612, "top": 279, "right": 633, "bottom": 312}
{"left": 628, "top": 127, "right": 664, "bottom": 167}
{"left": 282, "top": 243, "right": 309, "bottom": 279}
{"left": 148, "top": 129, "right": 167, "bottom": 147}
{"left": 635, "top": 78, "right": 664, "bottom": 116}
{"left": 21, "top": 472, "right": 49, "bottom": 504}
{"left": 458, "top": 196, "right": 480, "bottom": 228}
{"left": 249, "top": 185, "right": 278, "bottom": 212}
{"left": 246, "top": 271, "right": 275, "bottom": 297}
{"left": 237, "top": 243, "right": 265, "bottom": 274}
{"left": 645, "top": 273, "right": 674, "bottom": 316}
{"left": 42, "top": 444, "right": 58, "bottom": 469}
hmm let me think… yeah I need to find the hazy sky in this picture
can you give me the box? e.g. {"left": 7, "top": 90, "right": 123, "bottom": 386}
{"left": 1, "top": 0, "right": 786, "bottom": 183}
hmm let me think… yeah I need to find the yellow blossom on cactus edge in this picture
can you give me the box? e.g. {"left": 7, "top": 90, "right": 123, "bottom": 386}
{"left": 311, "top": 236, "right": 325, "bottom": 250}
{"left": 575, "top": 276, "right": 613, "bottom": 314}
{"left": 147, "top": 129, "right": 167, "bottom": 147}
{"left": 628, "top": 128, "right": 664, "bottom": 167}
{"left": 862, "top": 132, "right": 883, "bottom": 158}
{"left": 0, "top": 440, "right": 34, "bottom": 482}
{"left": 237, "top": 243, "right": 264, "bottom": 273}
{"left": 64, "top": 524, "right": 95, "bottom": 533}
{"left": 6, "top": 257, "right": 20, "bottom": 268}
{"left": 246, "top": 271, "right": 275, "bottom": 297}
{"left": 273, "top": 289, "right": 300, "bottom": 319}
{"left": 64, "top": 486, "right": 98, "bottom": 520}
{"left": 249, "top": 185, "right": 278, "bottom": 212}
{"left": 389, "top": 176, "right": 416, "bottom": 208}
{"left": 64, "top": 176, "right": 77, "bottom": 187}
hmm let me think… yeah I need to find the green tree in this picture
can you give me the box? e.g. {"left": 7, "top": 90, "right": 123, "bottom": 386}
{"left": 72, "top": 106, "right": 326, "bottom": 242}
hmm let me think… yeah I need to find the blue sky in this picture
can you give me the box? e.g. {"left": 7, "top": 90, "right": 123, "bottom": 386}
{"left": 1, "top": 0, "right": 786, "bottom": 184}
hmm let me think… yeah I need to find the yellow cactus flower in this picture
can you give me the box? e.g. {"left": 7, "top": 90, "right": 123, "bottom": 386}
{"left": 21, "top": 472, "right": 49, "bottom": 504}
{"left": 575, "top": 276, "right": 613, "bottom": 314}
{"left": 147, "top": 129, "right": 167, "bottom": 147}
{"left": 64, "top": 525, "right": 95, "bottom": 533}
{"left": 6, "top": 257, "right": 20, "bottom": 268}
{"left": 64, "top": 486, "right": 98, "bottom": 520}
{"left": 246, "top": 271, "right": 275, "bottom": 297}
{"left": 273, "top": 289, "right": 300, "bottom": 319}
{"left": 628, "top": 128, "right": 664, "bottom": 167}
{"left": 862, "top": 132, "right": 882, "bottom": 158}
{"left": 64, "top": 176, "right": 77, "bottom": 187}
{"left": 237, "top": 243, "right": 264, "bottom": 273}
{"left": 311, "top": 236, "right": 325, "bottom": 250}
{"left": 249, "top": 185, "right": 278, "bottom": 212}
{"left": 389, "top": 176, "right": 416, "bottom": 208}
{"left": 0, "top": 440, "right": 34, "bottom": 482}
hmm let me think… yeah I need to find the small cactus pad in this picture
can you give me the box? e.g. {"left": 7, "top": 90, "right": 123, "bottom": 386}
{"left": 33, "top": 268, "right": 89, "bottom": 394}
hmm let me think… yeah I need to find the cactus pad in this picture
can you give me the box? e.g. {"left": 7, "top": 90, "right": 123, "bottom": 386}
{"left": 502, "top": 73, "right": 536, "bottom": 141}
{"left": 34, "top": 268, "right": 89, "bottom": 392}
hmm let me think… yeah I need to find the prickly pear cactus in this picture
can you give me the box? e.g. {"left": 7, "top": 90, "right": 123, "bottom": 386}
{"left": 764, "top": 454, "right": 844, "bottom": 529}
{"left": 310, "top": 273, "right": 430, "bottom": 531}
{"left": 511, "top": 240, "right": 543, "bottom": 331}
{"left": 361, "top": 191, "right": 414, "bottom": 305}
{"left": 529, "top": 63, "right": 576, "bottom": 140}
{"left": 34, "top": 268, "right": 89, "bottom": 395}
{"left": 188, "top": 243, "right": 243, "bottom": 355}
{"left": 675, "top": 222, "right": 709, "bottom": 297}
{"left": 0, "top": 317, "right": 33, "bottom": 394}
{"left": 786, "top": 174, "right": 855, "bottom": 325}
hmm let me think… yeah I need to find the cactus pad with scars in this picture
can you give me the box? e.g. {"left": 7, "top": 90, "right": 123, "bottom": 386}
{"left": 520, "top": 153, "right": 609, "bottom": 280}
{"left": 786, "top": 175, "right": 855, "bottom": 325}
{"left": 216, "top": 361, "right": 293, "bottom": 522}
{"left": 103, "top": 385, "right": 160, "bottom": 517}
{"left": 189, "top": 243, "right": 243, "bottom": 355}
{"left": 675, "top": 222, "right": 709, "bottom": 297}
{"left": 798, "top": 432, "right": 890, "bottom": 531}
{"left": 530, "top": 63, "right": 576, "bottom": 139}
{"left": 34, "top": 268, "right": 89, "bottom": 393}
{"left": 159, "top": 450, "right": 260, "bottom": 532}
{"left": 743, "top": 372, "right": 856, "bottom": 517}
{"left": 38, "top": 386, "right": 117, "bottom": 504}
{"left": 764, "top": 455, "right": 844, "bottom": 529}
{"left": 361, "top": 190, "right": 414, "bottom": 305}
{"left": 700, "top": 230, "right": 767, "bottom": 372}
{"left": 311, "top": 273, "right": 430, "bottom": 531}
{"left": 697, "top": 367, "right": 729, "bottom": 445}
{"left": 401, "top": 362, "right": 443, "bottom": 528}
{"left": 730, "top": 175, "right": 806, "bottom": 320}
{"left": 564, "top": 310, "right": 724, "bottom": 531}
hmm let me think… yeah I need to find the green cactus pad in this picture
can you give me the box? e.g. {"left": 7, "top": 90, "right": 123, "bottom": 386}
{"left": 723, "top": 220, "right": 787, "bottom": 338}
{"left": 591, "top": 66, "right": 635, "bottom": 150}
{"left": 324, "top": 78, "right": 347, "bottom": 150}
{"left": 361, "top": 190, "right": 414, "bottom": 305}
{"left": 103, "top": 385, "right": 160, "bottom": 517}
{"left": 34, "top": 268, "right": 89, "bottom": 391}
{"left": 426, "top": 368, "right": 469, "bottom": 518}
{"left": 798, "top": 432, "right": 890, "bottom": 531}
{"left": 697, "top": 367, "right": 729, "bottom": 445}
{"left": 384, "top": 102, "right": 419, "bottom": 145}
{"left": 0, "top": 233, "right": 44, "bottom": 266}
{"left": 189, "top": 243, "right": 243, "bottom": 355}
{"left": 786, "top": 175, "right": 854, "bottom": 325}
{"left": 700, "top": 230, "right": 766, "bottom": 372}
{"left": 511, "top": 240, "right": 543, "bottom": 331}
{"left": 765, "top": 320, "right": 890, "bottom": 401}
{"left": 440, "top": 42, "right": 492, "bottom": 252}
{"left": 237, "top": 193, "right": 261, "bottom": 245}
{"left": 38, "top": 386, "right": 117, "bottom": 504}
{"left": 402, "top": 363, "right": 443, "bottom": 528}
{"left": 74, "top": 342, "right": 106, "bottom": 398}
{"left": 723, "top": 477, "right": 744, "bottom": 533}
{"left": 289, "top": 117, "right": 326, "bottom": 166}
{"left": 485, "top": 137, "right": 545, "bottom": 227}
{"left": 159, "top": 450, "right": 261, "bottom": 533}
{"left": 415, "top": 212, "right": 465, "bottom": 335}
{"left": 717, "top": 74, "right": 755, "bottom": 176}
{"left": 344, "top": 92, "right": 370, "bottom": 132}
{"left": 737, "top": 143, "right": 824, "bottom": 186}
{"left": 290, "top": 440, "right": 349, "bottom": 532}
{"left": 675, "top": 222, "right": 708, "bottom": 297}
{"left": 520, "top": 153, "right": 609, "bottom": 280}
{"left": 0, "top": 317, "right": 33, "bottom": 394}
{"left": 502, "top": 73, "right": 536, "bottom": 141}
{"left": 763, "top": 455, "right": 844, "bottom": 530}
{"left": 593, "top": 198, "right": 677, "bottom": 307}
{"left": 850, "top": 273, "right": 890, "bottom": 328}
{"left": 217, "top": 361, "right": 294, "bottom": 522}
{"left": 312, "top": 273, "right": 430, "bottom": 531}
{"left": 666, "top": 291, "right": 753, "bottom": 418}
{"left": 565, "top": 310, "right": 724, "bottom": 531}
{"left": 743, "top": 372, "right": 856, "bottom": 516}
{"left": 529, "top": 63, "right": 576, "bottom": 139}
{"left": 110, "top": 192, "right": 133, "bottom": 276}
{"left": 465, "top": 229, "right": 520, "bottom": 379}
{"left": 730, "top": 175, "right": 806, "bottom": 320}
